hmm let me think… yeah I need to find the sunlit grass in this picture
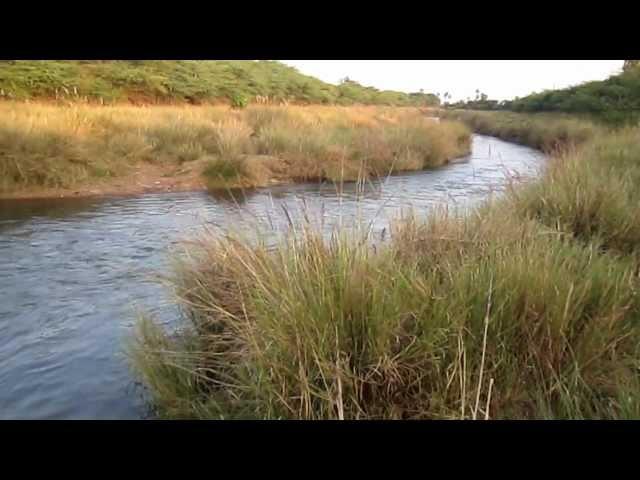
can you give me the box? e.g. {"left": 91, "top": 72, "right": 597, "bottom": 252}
{"left": 130, "top": 111, "right": 640, "bottom": 419}
{"left": 441, "top": 110, "right": 601, "bottom": 151}
{"left": 0, "top": 103, "right": 471, "bottom": 194}
{"left": 130, "top": 206, "right": 640, "bottom": 419}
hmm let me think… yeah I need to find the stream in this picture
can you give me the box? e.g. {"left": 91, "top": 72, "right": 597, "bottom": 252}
{"left": 0, "top": 135, "right": 545, "bottom": 419}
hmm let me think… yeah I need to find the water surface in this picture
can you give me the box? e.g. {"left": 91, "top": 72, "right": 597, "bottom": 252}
{"left": 0, "top": 135, "right": 544, "bottom": 419}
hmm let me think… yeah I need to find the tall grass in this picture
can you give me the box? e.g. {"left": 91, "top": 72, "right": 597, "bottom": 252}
{"left": 130, "top": 207, "right": 640, "bottom": 419}
{"left": 130, "top": 111, "right": 640, "bottom": 419}
{"left": 0, "top": 103, "right": 470, "bottom": 194}
{"left": 248, "top": 106, "right": 470, "bottom": 182}
{"left": 440, "top": 110, "right": 601, "bottom": 152}
{"left": 507, "top": 128, "right": 640, "bottom": 256}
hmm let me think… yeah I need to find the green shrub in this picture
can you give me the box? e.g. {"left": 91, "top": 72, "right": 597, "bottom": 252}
{"left": 0, "top": 60, "right": 441, "bottom": 107}
{"left": 230, "top": 93, "right": 249, "bottom": 109}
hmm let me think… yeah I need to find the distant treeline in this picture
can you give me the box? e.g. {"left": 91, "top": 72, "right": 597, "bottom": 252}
{"left": 448, "top": 63, "right": 640, "bottom": 125}
{"left": 0, "top": 60, "right": 440, "bottom": 107}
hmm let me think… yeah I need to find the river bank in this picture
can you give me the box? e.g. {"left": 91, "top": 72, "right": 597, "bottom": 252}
{"left": 0, "top": 158, "right": 207, "bottom": 200}
{"left": 0, "top": 135, "right": 542, "bottom": 419}
{"left": 0, "top": 103, "right": 470, "bottom": 200}
{"left": 131, "top": 112, "right": 640, "bottom": 419}
{"left": 438, "top": 109, "right": 603, "bottom": 151}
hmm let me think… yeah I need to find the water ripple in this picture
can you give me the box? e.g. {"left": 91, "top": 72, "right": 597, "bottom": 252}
{"left": 0, "top": 135, "right": 545, "bottom": 419}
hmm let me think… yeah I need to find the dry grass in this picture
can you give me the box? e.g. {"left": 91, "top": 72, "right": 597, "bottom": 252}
{"left": 129, "top": 112, "right": 640, "bottom": 419}
{"left": 507, "top": 128, "right": 640, "bottom": 256}
{"left": 440, "top": 110, "right": 601, "bottom": 152}
{"left": 130, "top": 206, "right": 640, "bottom": 419}
{"left": 0, "top": 103, "right": 471, "bottom": 194}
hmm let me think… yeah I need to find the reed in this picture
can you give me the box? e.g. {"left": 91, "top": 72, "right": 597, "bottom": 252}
{"left": 0, "top": 103, "right": 471, "bottom": 194}
{"left": 129, "top": 112, "right": 640, "bottom": 419}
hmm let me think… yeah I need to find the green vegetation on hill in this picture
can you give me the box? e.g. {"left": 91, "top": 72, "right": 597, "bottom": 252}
{"left": 440, "top": 110, "right": 602, "bottom": 151}
{"left": 504, "top": 66, "right": 640, "bottom": 125}
{"left": 0, "top": 61, "right": 440, "bottom": 107}
{"left": 449, "top": 63, "right": 640, "bottom": 126}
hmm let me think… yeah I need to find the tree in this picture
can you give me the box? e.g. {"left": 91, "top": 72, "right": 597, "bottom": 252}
{"left": 623, "top": 60, "right": 640, "bottom": 72}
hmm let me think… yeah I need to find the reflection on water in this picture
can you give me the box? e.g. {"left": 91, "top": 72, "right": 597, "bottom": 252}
{"left": 0, "top": 197, "right": 108, "bottom": 233}
{"left": 0, "top": 135, "right": 544, "bottom": 419}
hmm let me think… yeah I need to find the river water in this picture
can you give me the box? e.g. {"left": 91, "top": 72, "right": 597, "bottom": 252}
{"left": 0, "top": 135, "right": 545, "bottom": 419}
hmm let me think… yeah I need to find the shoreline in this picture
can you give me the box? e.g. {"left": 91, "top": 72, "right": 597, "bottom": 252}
{"left": 0, "top": 104, "right": 468, "bottom": 201}
{"left": 0, "top": 150, "right": 473, "bottom": 202}
{"left": 0, "top": 160, "right": 208, "bottom": 201}
{"left": 131, "top": 112, "right": 640, "bottom": 419}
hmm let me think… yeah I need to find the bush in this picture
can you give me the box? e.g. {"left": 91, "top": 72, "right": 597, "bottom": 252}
{"left": 130, "top": 208, "right": 640, "bottom": 419}
{"left": 230, "top": 93, "right": 248, "bottom": 109}
{"left": 0, "top": 60, "right": 442, "bottom": 107}
{"left": 453, "top": 67, "right": 640, "bottom": 127}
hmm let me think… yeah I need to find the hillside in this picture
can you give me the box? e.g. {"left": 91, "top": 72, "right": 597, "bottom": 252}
{"left": 449, "top": 63, "right": 640, "bottom": 125}
{"left": 0, "top": 60, "right": 439, "bottom": 107}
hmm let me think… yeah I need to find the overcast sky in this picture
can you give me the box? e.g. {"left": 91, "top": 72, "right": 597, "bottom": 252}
{"left": 282, "top": 61, "right": 624, "bottom": 102}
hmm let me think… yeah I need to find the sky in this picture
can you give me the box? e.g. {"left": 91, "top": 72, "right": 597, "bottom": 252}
{"left": 281, "top": 61, "right": 624, "bottom": 102}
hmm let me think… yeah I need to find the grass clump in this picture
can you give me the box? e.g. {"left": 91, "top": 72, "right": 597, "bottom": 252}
{"left": 508, "top": 128, "right": 640, "bottom": 255}
{"left": 129, "top": 206, "right": 640, "bottom": 419}
{"left": 445, "top": 110, "right": 640, "bottom": 256}
{"left": 441, "top": 110, "right": 601, "bottom": 152}
{"left": 0, "top": 103, "right": 470, "bottom": 195}
{"left": 250, "top": 106, "right": 471, "bottom": 182}
{"left": 203, "top": 157, "right": 246, "bottom": 184}
{"left": 130, "top": 110, "right": 640, "bottom": 419}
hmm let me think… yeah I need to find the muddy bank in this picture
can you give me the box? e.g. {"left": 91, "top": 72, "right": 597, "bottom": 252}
{"left": 0, "top": 160, "right": 210, "bottom": 200}
{"left": 0, "top": 153, "right": 466, "bottom": 201}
